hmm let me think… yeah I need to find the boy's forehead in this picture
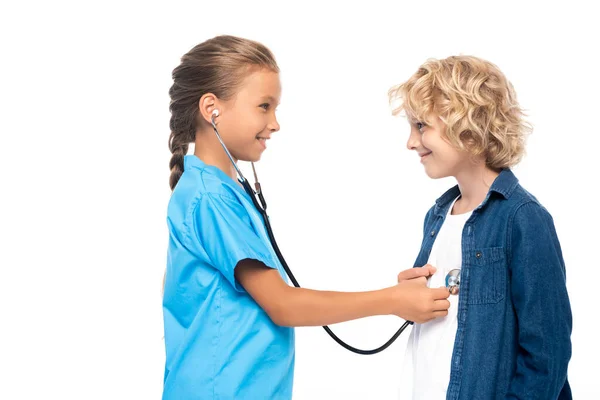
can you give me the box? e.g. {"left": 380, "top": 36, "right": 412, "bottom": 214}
{"left": 406, "top": 112, "right": 421, "bottom": 123}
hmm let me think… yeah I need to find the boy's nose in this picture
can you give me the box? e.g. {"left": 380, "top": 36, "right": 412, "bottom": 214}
{"left": 406, "top": 129, "right": 421, "bottom": 151}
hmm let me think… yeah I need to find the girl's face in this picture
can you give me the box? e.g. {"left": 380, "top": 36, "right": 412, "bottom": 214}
{"left": 406, "top": 115, "right": 472, "bottom": 179}
{"left": 218, "top": 68, "right": 281, "bottom": 162}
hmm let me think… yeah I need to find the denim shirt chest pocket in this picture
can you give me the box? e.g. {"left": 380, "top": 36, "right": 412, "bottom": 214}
{"left": 415, "top": 212, "right": 508, "bottom": 305}
{"left": 465, "top": 246, "right": 507, "bottom": 305}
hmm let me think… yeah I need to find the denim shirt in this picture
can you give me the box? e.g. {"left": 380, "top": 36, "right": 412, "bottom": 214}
{"left": 413, "top": 169, "right": 572, "bottom": 400}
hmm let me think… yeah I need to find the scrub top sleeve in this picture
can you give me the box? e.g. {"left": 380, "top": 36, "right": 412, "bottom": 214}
{"left": 191, "top": 193, "right": 277, "bottom": 292}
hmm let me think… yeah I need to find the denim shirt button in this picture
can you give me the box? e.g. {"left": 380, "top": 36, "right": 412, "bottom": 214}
{"left": 430, "top": 230, "right": 436, "bottom": 237}
{"left": 476, "top": 252, "right": 482, "bottom": 258}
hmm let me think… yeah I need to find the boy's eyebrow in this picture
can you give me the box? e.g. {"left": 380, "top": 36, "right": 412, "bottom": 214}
{"left": 407, "top": 114, "right": 425, "bottom": 124}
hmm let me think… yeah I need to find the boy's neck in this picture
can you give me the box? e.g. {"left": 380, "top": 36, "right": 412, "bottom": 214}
{"left": 452, "top": 164, "right": 500, "bottom": 214}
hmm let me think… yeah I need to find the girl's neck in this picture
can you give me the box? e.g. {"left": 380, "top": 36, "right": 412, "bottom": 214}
{"left": 194, "top": 129, "right": 239, "bottom": 182}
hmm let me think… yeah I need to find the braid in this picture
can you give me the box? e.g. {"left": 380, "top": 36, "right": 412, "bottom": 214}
{"left": 168, "top": 80, "right": 197, "bottom": 191}
{"left": 168, "top": 129, "right": 189, "bottom": 191}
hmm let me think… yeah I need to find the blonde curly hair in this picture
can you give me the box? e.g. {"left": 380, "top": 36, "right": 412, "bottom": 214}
{"left": 388, "top": 56, "right": 531, "bottom": 169}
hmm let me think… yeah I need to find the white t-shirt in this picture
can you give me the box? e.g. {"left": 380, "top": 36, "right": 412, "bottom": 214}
{"left": 400, "top": 198, "right": 472, "bottom": 400}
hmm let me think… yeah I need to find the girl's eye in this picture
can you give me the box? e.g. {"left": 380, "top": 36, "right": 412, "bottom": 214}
{"left": 416, "top": 122, "right": 425, "bottom": 132}
{"left": 259, "top": 103, "right": 270, "bottom": 110}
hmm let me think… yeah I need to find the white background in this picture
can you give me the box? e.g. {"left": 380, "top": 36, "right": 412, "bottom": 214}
{"left": 1, "top": 0, "right": 598, "bottom": 399}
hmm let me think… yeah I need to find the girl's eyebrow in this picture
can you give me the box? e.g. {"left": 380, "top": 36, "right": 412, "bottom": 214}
{"left": 261, "top": 95, "right": 280, "bottom": 105}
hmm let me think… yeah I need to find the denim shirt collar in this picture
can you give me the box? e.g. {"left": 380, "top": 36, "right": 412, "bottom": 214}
{"left": 433, "top": 169, "right": 519, "bottom": 216}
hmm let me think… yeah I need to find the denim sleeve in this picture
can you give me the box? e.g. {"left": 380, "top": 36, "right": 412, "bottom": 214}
{"left": 505, "top": 201, "right": 572, "bottom": 399}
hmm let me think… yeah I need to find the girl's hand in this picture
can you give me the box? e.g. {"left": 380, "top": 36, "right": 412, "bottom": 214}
{"left": 397, "top": 264, "right": 436, "bottom": 283}
{"left": 389, "top": 277, "right": 450, "bottom": 323}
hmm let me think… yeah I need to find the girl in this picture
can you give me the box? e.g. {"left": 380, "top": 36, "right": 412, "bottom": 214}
{"left": 162, "top": 35, "right": 451, "bottom": 399}
{"left": 389, "top": 56, "right": 572, "bottom": 399}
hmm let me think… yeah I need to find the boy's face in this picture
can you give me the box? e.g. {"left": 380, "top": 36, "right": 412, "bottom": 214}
{"left": 406, "top": 115, "right": 472, "bottom": 179}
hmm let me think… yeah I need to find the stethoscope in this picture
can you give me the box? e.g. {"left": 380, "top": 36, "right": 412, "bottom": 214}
{"left": 210, "top": 110, "right": 460, "bottom": 355}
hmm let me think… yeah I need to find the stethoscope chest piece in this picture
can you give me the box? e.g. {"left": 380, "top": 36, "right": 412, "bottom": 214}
{"left": 445, "top": 269, "right": 461, "bottom": 295}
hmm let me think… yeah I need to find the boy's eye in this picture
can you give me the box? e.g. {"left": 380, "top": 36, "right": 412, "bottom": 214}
{"left": 259, "top": 103, "right": 270, "bottom": 110}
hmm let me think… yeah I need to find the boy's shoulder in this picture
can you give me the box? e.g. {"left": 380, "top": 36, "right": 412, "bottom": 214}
{"left": 502, "top": 173, "right": 554, "bottom": 217}
{"left": 510, "top": 182, "right": 541, "bottom": 206}
{"left": 508, "top": 183, "right": 556, "bottom": 225}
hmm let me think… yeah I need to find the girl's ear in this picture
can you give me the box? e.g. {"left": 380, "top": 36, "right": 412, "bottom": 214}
{"left": 198, "top": 93, "right": 220, "bottom": 124}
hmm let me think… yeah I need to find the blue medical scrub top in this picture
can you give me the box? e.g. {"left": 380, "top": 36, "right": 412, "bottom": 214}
{"left": 162, "top": 155, "right": 295, "bottom": 399}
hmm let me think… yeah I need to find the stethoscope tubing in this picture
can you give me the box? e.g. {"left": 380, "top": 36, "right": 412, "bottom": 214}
{"left": 211, "top": 115, "right": 411, "bottom": 355}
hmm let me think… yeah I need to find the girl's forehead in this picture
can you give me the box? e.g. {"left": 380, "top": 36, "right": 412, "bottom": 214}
{"left": 239, "top": 69, "right": 281, "bottom": 96}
